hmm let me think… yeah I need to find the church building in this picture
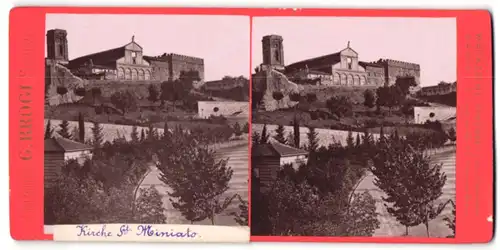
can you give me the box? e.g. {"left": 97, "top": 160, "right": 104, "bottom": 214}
{"left": 45, "top": 29, "right": 204, "bottom": 82}
{"left": 258, "top": 34, "right": 421, "bottom": 87}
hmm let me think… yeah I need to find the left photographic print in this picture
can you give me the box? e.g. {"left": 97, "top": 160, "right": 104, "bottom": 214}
{"left": 43, "top": 13, "right": 250, "bottom": 241}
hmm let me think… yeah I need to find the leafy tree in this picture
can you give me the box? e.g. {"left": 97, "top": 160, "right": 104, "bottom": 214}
{"left": 78, "top": 112, "right": 85, "bottom": 142}
{"left": 286, "top": 132, "right": 295, "bottom": 147}
{"left": 306, "top": 93, "right": 317, "bottom": 104}
{"left": 363, "top": 89, "right": 376, "bottom": 109}
{"left": 289, "top": 92, "right": 301, "bottom": 103}
{"left": 375, "top": 86, "right": 389, "bottom": 111}
{"left": 272, "top": 91, "right": 284, "bottom": 107}
{"left": 57, "top": 120, "right": 72, "bottom": 139}
{"left": 233, "top": 122, "right": 242, "bottom": 137}
{"left": 326, "top": 96, "right": 353, "bottom": 117}
{"left": 45, "top": 120, "right": 54, "bottom": 139}
{"left": 306, "top": 126, "right": 319, "bottom": 152}
{"left": 157, "top": 133, "right": 234, "bottom": 225}
{"left": 274, "top": 124, "right": 287, "bottom": 144}
{"left": 443, "top": 201, "right": 456, "bottom": 237}
{"left": 110, "top": 90, "right": 138, "bottom": 115}
{"left": 265, "top": 175, "right": 322, "bottom": 235}
{"left": 147, "top": 84, "right": 159, "bottom": 106}
{"left": 91, "top": 87, "right": 102, "bottom": 105}
{"left": 56, "top": 86, "right": 68, "bottom": 103}
{"left": 130, "top": 125, "right": 139, "bottom": 142}
{"left": 371, "top": 138, "right": 447, "bottom": 236}
{"left": 236, "top": 122, "right": 247, "bottom": 135}
{"left": 395, "top": 76, "right": 418, "bottom": 96}
{"left": 448, "top": 127, "right": 456, "bottom": 143}
{"left": 343, "top": 191, "right": 380, "bottom": 236}
{"left": 75, "top": 87, "right": 86, "bottom": 97}
{"left": 133, "top": 186, "right": 167, "bottom": 223}
{"left": 146, "top": 123, "right": 159, "bottom": 141}
{"left": 251, "top": 131, "right": 261, "bottom": 149}
{"left": 231, "top": 195, "right": 249, "bottom": 226}
{"left": 160, "top": 81, "right": 174, "bottom": 109}
{"left": 260, "top": 124, "right": 270, "bottom": 144}
{"left": 401, "top": 103, "right": 414, "bottom": 123}
{"left": 91, "top": 121, "right": 104, "bottom": 148}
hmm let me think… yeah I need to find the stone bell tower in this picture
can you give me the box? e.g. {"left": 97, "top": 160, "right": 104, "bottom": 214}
{"left": 261, "top": 35, "right": 285, "bottom": 71}
{"left": 46, "top": 29, "right": 69, "bottom": 64}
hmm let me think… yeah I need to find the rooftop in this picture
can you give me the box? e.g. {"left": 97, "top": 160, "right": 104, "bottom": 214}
{"left": 45, "top": 137, "right": 93, "bottom": 153}
{"left": 253, "top": 141, "right": 309, "bottom": 157}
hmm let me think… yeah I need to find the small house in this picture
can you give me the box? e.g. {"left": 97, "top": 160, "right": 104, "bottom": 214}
{"left": 44, "top": 137, "right": 93, "bottom": 187}
{"left": 252, "top": 142, "right": 309, "bottom": 189}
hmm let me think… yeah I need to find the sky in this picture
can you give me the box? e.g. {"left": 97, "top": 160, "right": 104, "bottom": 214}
{"left": 46, "top": 14, "right": 250, "bottom": 81}
{"left": 252, "top": 17, "right": 457, "bottom": 87}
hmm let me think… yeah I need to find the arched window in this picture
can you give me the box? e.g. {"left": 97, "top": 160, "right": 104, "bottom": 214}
{"left": 145, "top": 70, "right": 151, "bottom": 80}
{"left": 341, "top": 74, "right": 347, "bottom": 85}
{"left": 347, "top": 74, "right": 354, "bottom": 85}
{"left": 132, "top": 69, "right": 138, "bottom": 80}
{"left": 354, "top": 75, "right": 360, "bottom": 85}
{"left": 360, "top": 76, "right": 367, "bottom": 85}
{"left": 125, "top": 68, "right": 131, "bottom": 80}
{"left": 138, "top": 69, "right": 145, "bottom": 80}
{"left": 333, "top": 73, "right": 341, "bottom": 85}
{"left": 118, "top": 67, "right": 125, "bottom": 80}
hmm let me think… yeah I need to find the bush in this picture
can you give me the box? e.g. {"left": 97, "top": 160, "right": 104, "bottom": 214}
{"left": 207, "top": 115, "right": 228, "bottom": 124}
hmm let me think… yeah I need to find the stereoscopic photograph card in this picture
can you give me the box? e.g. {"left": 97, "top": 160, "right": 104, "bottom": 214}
{"left": 250, "top": 10, "right": 493, "bottom": 243}
{"left": 11, "top": 8, "right": 250, "bottom": 242}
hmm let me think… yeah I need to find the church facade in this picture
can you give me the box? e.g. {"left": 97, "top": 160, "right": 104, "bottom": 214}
{"left": 45, "top": 29, "right": 204, "bottom": 82}
{"left": 259, "top": 34, "right": 421, "bottom": 87}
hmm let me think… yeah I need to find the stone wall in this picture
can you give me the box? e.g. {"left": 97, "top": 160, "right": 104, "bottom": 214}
{"left": 169, "top": 53, "right": 205, "bottom": 81}
{"left": 45, "top": 119, "right": 166, "bottom": 143}
{"left": 377, "top": 59, "right": 421, "bottom": 86}
{"left": 85, "top": 80, "right": 162, "bottom": 101}
{"left": 197, "top": 101, "right": 249, "bottom": 119}
{"left": 252, "top": 123, "right": 380, "bottom": 148}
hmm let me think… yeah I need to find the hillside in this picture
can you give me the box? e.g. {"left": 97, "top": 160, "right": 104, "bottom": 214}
{"left": 45, "top": 61, "right": 86, "bottom": 106}
{"left": 252, "top": 69, "right": 303, "bottom": 111}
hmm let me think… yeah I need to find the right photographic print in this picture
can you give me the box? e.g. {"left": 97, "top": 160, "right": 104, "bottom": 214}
{"left": 251, "top": 17, "right": 457, "bottom": 238}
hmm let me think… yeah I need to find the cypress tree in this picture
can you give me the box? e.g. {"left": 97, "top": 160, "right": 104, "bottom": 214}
{"left": 293, "top": 116, "right": 300, "bottom": 148}
{"left": 306, "top": 126, "right": 319, "bottom": 152}
{"left": 355, "top": 133, "right": 361, "bottom": 148}
{"left": 78, "top": 112, "right": 85, "bottom": 142}
{"left": 285, "top": 132, "right": 295, "bottom": 147}
{"left": 251, "top": 132, "right": 260, "bottom": 147}
{"left": 162, "top": 121, "right": 171, "bottom": 140}
{"left": 140, "top": 129, "right": 146, "bottom": 142}
{"left": 44, "top": 120, "right": 54, "bottom": 139}
{"left": 130, "top": 125, "right": 139, "bottom": 142}
{"left": 260, "top": 124, "right": 270, "bottom": 144}
{"left": 346, "top": 130, "right": 355, "bottom": 148}
{"left": 273, "top": 124, "right": 286, "bottom": 144}
{"left": 91, "top": 121, "right": 104, "bottom": 148}
{"left": 57, "top": 120, "right": 72, "bottom": 139}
